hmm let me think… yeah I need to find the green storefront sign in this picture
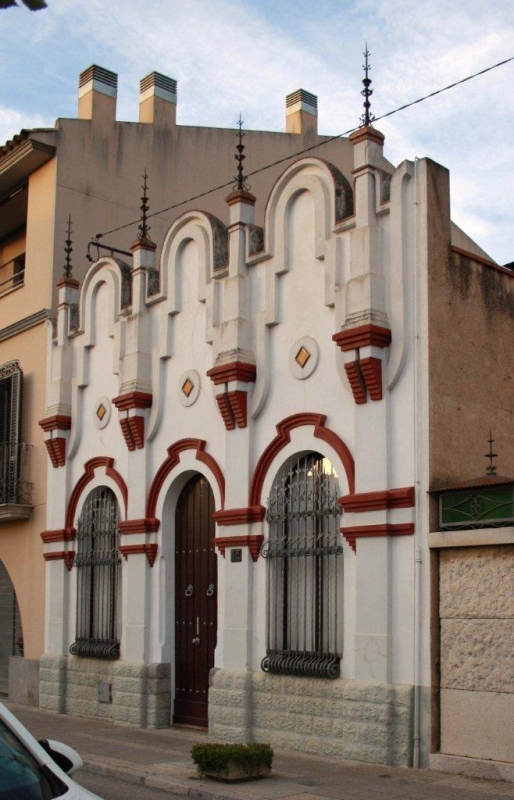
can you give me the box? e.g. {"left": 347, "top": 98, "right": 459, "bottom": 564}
{"left": 440, "top": 485, "right": 514, "bottom": 529}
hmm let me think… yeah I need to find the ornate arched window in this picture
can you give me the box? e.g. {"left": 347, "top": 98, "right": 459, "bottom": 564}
{"left": 70, "top": 486, "right": 121, "bottom": 659}
{"left": 261, "top": 452, "right": 343, "bottom": 678}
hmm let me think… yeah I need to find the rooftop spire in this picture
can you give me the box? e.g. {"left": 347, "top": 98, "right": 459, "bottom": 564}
{"left": 485, "top": 431, "right": 498, "bottom": 475}
{"left": 63, "top": 215, "right": 73, "bottom": 278}
{"left": 138, "top": 170, "right": 151, "bottom": 240}
{"left": 360, "top": 44, "right": 374, "bottom": 127}
{"left": 234, "top": 115, "right": 250, "bottom": 192}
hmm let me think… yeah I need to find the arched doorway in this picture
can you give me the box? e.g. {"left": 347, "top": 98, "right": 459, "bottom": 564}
{"left": 0, "top": 561, "right": 23, "bottom": 695}
{"left": 174, "top": 475, "right": 217, "bottom": 727}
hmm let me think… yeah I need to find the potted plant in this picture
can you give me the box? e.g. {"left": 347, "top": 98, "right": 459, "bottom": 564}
{"left": 191, "top": 742, "right": 273, "bottom": 782}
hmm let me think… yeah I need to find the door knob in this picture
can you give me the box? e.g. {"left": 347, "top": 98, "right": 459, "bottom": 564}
{"left": 191, "top": 637, "right": 200, "bottom": 645}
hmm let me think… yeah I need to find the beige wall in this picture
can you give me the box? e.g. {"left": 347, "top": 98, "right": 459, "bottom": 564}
{"left": 2, "top": 161, "right": 55, "bottom": 329}
{"left": 439, "top": 546, "right": 514, "bottom": 763}
{"left": 0, "top": 324, "right": 48, "bottom": 660}
{"left": 427, "top": 161, "right": 514, "bottom": 490}
{"left": 51, "top": 117, "right": 354, "bottom": 296}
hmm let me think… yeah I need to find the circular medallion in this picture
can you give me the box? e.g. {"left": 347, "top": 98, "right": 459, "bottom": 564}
{"left": 289, "top": 336, "right": 319, "bottom": 380}
{"left": 178, "top": 370, "right": 201, "bottom": 407}
{"left": 93, "top": 396, "right": 111, "bottom": 429}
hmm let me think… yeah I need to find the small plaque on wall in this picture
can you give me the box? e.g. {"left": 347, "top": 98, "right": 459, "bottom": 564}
{"left": 230, "top": 549, "right": 242, "bottom": 563}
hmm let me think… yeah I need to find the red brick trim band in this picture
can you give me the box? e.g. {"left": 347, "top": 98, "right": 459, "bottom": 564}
{"left": 249, "top": 413, "right": 355, "bottom": 506}
{"left": 147, "top": 439, "right": 225, "bottom": 518}
{"left": 112, "top": 392, "right": 153, "bottom": 411}
{"left": 213, "top": 506, "right": 266, "bottom": 526}
{"left": 41, "top": 528, "right": 76, "bottom": 543}
{"left": 333, "top": 324, "right": 391, "bottom": 351}
{"left": 119, "top": 416, "right": 145, "bottom": 451}
{"left": 360, "top": 356, "right": 383, "bottom": 401}
{"left": 215, "top": 390, "right": 248, "bottom": 429}
{"left": 66, "top": 457, "right": 128, "bottom": 529}
{"left": 43, "top": 550, "right": 75, "bottom": 571}
{"left": 56, "top": 277, "right": 80, "bottom": 290}
{"left": 341, "top": 523, "right": 414, "bottom": 553}
{"left": 216, "top": 394, "right": 235, "bottom": 430}
{"left": 349, "top": 126, "right": 385, "bottom": 146}
{"left": 214, "top": 534, "right": 264, "bottom": 562}
{"left": 44, "top": 437, "right": 66, "bottom": 468}
{"left": 207, "top": 361, "right": 257, "bottom": 385}
{"left": 39, "top": 415, "right": 72, "bottom": 432}
{"left": 119, "top": 518, "right": 160, "bottom": 535}
{"left": 339, "top": 486, "right": 415, "bottom": 512}
{"left": 119, "top": 543, "right": 158, "bottom": 567}
{"left": 226, "top": 189, "right": 256, "bottom": 207}
{"left": 344, "top": 361, "right": 367, "bottom": 404}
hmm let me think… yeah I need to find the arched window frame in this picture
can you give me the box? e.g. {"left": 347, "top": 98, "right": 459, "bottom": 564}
{"left": 70, "top": 486, "right": 121, "bottom": 659}
{"left": 261, "top": 451, "right": 343, "bottom": 678}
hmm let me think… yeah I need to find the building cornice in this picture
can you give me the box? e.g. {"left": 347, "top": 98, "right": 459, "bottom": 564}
{"left": 0, "top": 309, "right": 51, "bottom": 343}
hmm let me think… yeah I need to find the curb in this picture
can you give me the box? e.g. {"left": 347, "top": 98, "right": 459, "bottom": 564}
{"left": 81, "top": 758, "right": 250, "bottom": 800}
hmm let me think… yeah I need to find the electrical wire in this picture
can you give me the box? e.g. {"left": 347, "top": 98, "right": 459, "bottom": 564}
{"left": 95, "top": 55, "right": 514, "bottom": 241}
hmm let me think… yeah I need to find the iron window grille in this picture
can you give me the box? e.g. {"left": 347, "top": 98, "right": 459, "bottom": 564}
{"left": 261, "top": 452, "right": 343, "bottom": 678}
{"left": 0, "top": 361, "right": 32, "bottom": 505}
{"left": 70, "top": 486, "right": 121, "bottom": 659}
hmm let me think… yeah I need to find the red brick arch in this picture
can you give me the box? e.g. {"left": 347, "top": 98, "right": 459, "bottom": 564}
{"left": 65, "top": 457, "right": 128, "bottom": 528}
{"left": 249, "top": 413, "right": 355, "bottom": 507}
{"left": 146, "top": 439, "right": 225, "bottom": 518}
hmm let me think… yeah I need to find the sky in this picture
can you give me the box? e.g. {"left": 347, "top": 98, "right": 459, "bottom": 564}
{"left": 1, "top": 0, "right": 513, "bottom": 264}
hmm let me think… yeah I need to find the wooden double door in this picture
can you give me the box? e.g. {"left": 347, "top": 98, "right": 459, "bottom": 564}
{"left": 174, "top": 475, "right": 217, "bottom": 727}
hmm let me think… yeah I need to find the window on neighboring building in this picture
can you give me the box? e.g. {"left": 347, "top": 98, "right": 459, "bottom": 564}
{"left": 261, "top": 452, "right": 343, "bottom": 678}
{"left": 12, "top": 253, "right": 25, "bottom": 287}
{"left": 0, "top": 361, "right": 23, "bottom": 505}
{"left": 70, "top": 486, "right": 121, "bottom": 659}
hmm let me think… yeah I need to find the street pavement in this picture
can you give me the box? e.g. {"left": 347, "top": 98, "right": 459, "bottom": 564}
{"left": 6, "top": 702, "right": 514, "bottom": 800}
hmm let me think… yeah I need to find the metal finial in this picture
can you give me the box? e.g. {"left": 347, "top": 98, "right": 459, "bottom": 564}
{"left": 360, "top": 44, "right": 374, "bottom": 127}
{"left": 485, "top": 431, "right": 498, "bottom": 475}
{"left": 234, "top": 115, "right": 250, "bottom": 192}
{"left": 138, "top": 171, "right": 150, "bottom": 240}
{"left": 64, "top": 215, "right": 73, "bottom": 278}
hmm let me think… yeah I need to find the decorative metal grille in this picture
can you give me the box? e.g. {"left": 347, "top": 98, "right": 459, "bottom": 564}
{"left": 0, "top": 362, "right": 32, "bottom": 505}
{"left": 261, "top": 453, "right": 343, "bottom": 678}
{"left": 70, "top": 487, "right": 121, "bottom": 659}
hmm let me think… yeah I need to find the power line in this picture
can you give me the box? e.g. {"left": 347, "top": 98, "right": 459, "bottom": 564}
{"left": 96, "top": 55, "right": 514, "bottom": 241}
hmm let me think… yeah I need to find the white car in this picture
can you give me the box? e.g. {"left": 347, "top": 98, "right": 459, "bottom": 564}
{"left": 0, "top": 700, "right": 103, "bottom": 799}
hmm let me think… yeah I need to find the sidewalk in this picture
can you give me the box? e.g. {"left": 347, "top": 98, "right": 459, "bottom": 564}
{"left": 6, "top": 702, "right": 514, "bottom": 800}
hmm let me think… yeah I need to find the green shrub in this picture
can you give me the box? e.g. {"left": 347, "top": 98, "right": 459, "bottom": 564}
{"left": 191, "top": 742, "right": 273, "bottom": 775}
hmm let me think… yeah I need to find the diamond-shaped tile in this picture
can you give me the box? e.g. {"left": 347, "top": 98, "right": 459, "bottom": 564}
{"left": 96, "top": 403, "right": 107, "bottom": 421}
{"left": 295, "top": 346, "right": 311, "bottom": 368}
{"left": 182, "top": 378, "right": 194, "bottom": 397}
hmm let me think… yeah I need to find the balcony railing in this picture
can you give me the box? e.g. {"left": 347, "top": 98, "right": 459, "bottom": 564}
{"left": 0, "top": 255, "right": 25, "bottom": 298}
{"left": 0, "top": 443, "right": 33, "bottom": 521}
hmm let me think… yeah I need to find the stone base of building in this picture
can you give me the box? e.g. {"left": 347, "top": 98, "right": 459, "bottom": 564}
{"left": 8, "top": 657, "right": 40, "bottom": 707}
{"left": 209, "top": 669, "right": 414, "bottom": 767}
{"left": 430, "top": 753, "right": 514, "bottom": 783}
{"left": 39, "top": 655, "right": 171, "bottom": 728}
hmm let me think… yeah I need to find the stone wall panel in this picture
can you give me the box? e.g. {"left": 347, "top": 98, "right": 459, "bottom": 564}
{"left": 440, "top": 547, "right": 514, "bottom": 619}
{"left": 209, "top": 670, "right": 413, "bottom": 766}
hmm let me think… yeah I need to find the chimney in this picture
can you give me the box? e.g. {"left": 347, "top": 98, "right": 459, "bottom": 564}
{"left": 78, "top": 65, "right": 117, "bottom": 124}
{"left": 139, "top": 72, "right": 177, "bottom": 127}
{"left": 285, "top": 89, "right": 318, "bottom": 136}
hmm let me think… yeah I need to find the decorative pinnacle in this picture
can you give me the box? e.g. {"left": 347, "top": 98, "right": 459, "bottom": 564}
{"left": 485, "top": 431, "right": 498, "bottom": 475}
{"left": 234, "top": 114, "right": 250, "bottom": 192}
{"left": 64, "top": 215, "right": 73, "bottom": 278}
{"left": 360, "top": 44, "right": 374, "bottom": 127}
{"left": 138, "top": 171, "right": 151, "bottom": 240}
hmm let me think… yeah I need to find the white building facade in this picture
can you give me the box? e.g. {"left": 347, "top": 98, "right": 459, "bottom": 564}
{"left": 40, "top": 124, "right": 441, "bottom": 767}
